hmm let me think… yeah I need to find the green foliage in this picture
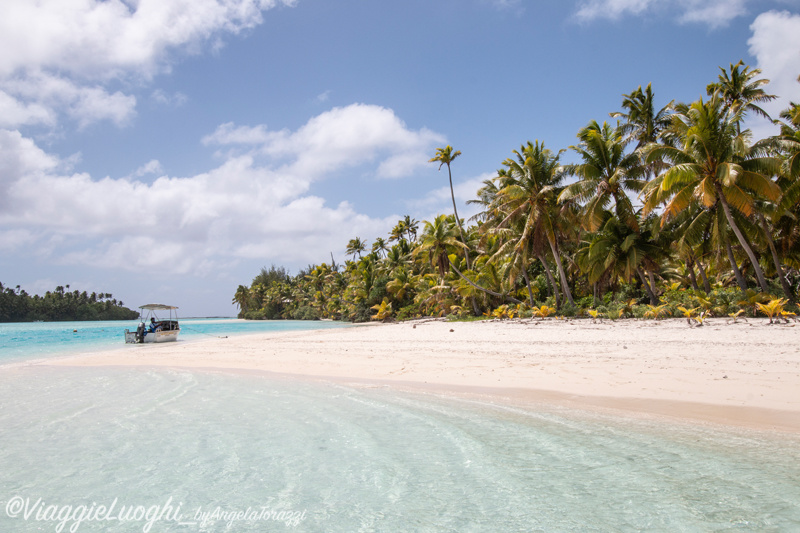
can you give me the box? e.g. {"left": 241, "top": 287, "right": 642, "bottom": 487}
{"left": 0, "top": 282, "right": 139, "bottom": 322}
{"left": 232, "top": 63, "right": 800, "bottom": 323}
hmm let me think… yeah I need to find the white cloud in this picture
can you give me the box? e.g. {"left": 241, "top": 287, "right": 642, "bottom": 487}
{"left": 0, "top": 0, "right": 293, "bottom": 130}
{"left": 574, "top": 0, "right": 751, "bottom": 27}
{"left": 0, "top": 104, "right": 443, "bottom": 274}
{"left": 0, "top": 0, "right": 295, "bottom": 79}
{"left": 130, "top": 160, "right": 164, "bottom": 178}
{"left": 203, "top": 123, "right": 273, "bottom": 146}
{"left": 575, "top": 0, "right": 656, "bottom": 22}
{"left": 678, "top": 0, "right": 749, "bottom": 28}
{"left": 151, "top": 89, "right": 188, "bottom": 107}
{"left": 206, "top": 104, "right": 446, "bottom": 180}
{"left": 746, "top": 10, "right": 800, "bottom": 138}
{"left": 0, "top": 91, "right": 54, "bottom": 129}
{"left": 316, "top": 90, "right": 331, "bottom": 103}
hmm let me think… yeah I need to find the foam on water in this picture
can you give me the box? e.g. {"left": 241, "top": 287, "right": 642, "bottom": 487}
{"left": 1, "top": 366, "right": 798, "bottom": 532}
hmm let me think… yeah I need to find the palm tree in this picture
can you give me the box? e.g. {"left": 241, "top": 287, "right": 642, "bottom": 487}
{"left": 643, "top": 96, "right": 781, "bottom": 293}
{"left": 414, "top": 215, "right": 467, "bottom": 281}
{"left": 371, "top": 237, "right": 389, "bottom": 258}
{"left": 580, "top": 211, "right": 662, "bottom": 304}
{"left": 402, "top": 215, "right": 419, "bottom": 242}
{"left": 492, "top": 141, "right": 575, "bottom": 306}
{"left": 707, "top": 60, "right": 776, "bottom": 129}
{"left": 430, "top": 146, "right": 471, "bottom": 265}
{"left": 430, "top": 145, "right": 480, "bottom": 314}
{"left": 559, "top": 121, "right": 645, "bottom": 232}
{"left": 610, "top": 83, "right": 673, "bottom": 180}
{"left": 232, "top": 285, "right": 251, "bottom": 316}
{"left": 345, "top": 237, "right": 366, "bottom": 260}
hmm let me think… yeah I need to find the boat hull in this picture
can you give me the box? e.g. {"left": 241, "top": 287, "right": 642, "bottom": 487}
{"left": 124, "top": 329, "right": 179, "bottom": 343}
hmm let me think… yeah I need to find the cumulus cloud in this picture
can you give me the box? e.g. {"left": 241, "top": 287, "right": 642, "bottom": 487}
{"left": 0, "top": 104, "right": 444, "bottom": 274}
{"left": 574, "top": 0, "right": 751, "bottom": 27}
{"left": 746, "top": 10, "right": 800, "bottom": 138}
{"left": 205, "top": 104, "right": 446, "bottom": 180}
{"left": 0, "top": 0, "right": 294, "bottom": 130}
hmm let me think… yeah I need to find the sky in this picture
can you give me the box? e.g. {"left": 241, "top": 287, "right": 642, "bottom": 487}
{"left": 2, "top": 0, "right": 800, "bottom": 317}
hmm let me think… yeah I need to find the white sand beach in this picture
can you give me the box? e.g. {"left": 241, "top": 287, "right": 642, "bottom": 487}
{"left": 46, "top": 318, "right": 800, "bottom": 432}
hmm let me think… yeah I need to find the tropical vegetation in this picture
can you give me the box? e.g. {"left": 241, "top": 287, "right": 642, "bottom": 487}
{"left": 234, "top": 62, "right": 800, "bottom": 324}
{"left": 0, "top": 282, "right": 139, "bottom": 322}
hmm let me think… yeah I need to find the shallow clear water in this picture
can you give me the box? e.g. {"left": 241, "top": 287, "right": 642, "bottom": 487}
{"left": 0, "top": 365, "right": 798, "bottom": 532}
{"left": 1, "top": 321, "right": 799, "bottom": 532}
{"left": 0, "top": 319, "right": 349, "bottom": 363}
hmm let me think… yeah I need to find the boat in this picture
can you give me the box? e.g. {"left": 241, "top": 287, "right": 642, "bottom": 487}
{"left": 124, "top": 304, "right": 180, "bottom": 344}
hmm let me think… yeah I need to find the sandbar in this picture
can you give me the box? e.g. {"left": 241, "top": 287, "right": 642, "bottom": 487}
{"left": 43, "top": 318, "right": 800, "bottom": 432}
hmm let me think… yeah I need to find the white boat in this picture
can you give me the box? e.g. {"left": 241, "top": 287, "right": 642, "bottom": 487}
{"left": 124, "top": 304, "right": 180, "bottom": 344}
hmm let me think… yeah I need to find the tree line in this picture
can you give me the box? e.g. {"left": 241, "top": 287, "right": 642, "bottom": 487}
{"left": 234, "top": 61, "right": 800, "bottom": 323}
{"left": 0, "top": 282, "right": 139, "bottom": 322}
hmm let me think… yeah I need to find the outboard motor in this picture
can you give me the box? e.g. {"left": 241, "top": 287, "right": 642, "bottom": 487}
{"left": 136, "top": 322, "right": 145, "bottom": 343}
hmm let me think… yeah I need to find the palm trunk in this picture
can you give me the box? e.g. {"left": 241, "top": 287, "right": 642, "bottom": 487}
{"left": 637, "top": 267, "right": 658, "bottom": 305}
{"left": 691, "top": 250, "right": 712, "bottom": 293}
{"left": 648, "top": 270, "right": 658, "bottom": 298}
{"left": 548, "top": 239, "right": 574, "bottom": 306}
{"left": 522, "top": 267, "right": 535, "bottom": 308}
{"left": 538, "top": 254, "right": 560, "bottom": 309}
{"left": 446, "top": 164, "right": 479, "bottom": 315}
{"left": 725, "top": 238, "right": 748, "bottom": 292}
{"left": 716, "top": 182, "right": 769, "bottom": 292}
{"left": 758, "top": 214, "right": 795, "bottom": 302}
{"left": 449, "top": 262, "right": 522, "bottom": 305}
{"left": 686, "top": 258, "right": 700, "bottom": 291}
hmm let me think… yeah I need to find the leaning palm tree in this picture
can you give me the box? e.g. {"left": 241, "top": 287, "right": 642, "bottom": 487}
{"left": 559, "top": 121, "right": 646, "bottom": 232}
{"left": 643, "top": 96, "right": 781, "bottom": 293}
{"left": 232, "top": 285, "right": 251, "bottom": 316}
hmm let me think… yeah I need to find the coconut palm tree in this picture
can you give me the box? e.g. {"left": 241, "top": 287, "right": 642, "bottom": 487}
{"left": 643, "top": 96, "right": 781, "bottom": 293}
{"left": 492, "top": 141, "right": 575, "bottom": 306}
{"left": 345, "top": 237, "right": 366, "bottom": 260}
{"left": 430, "top": 146, "right": 471, "bottom": 263}
{"left": 414, "top": 215, "right": 466, "bottom": 281}
{"left": 232, "top": 285, "right": 251, "bottom": 316}
{"left": 610, "top": 83, "right": 673, "bottom": 180}
{"left": 581, "top": 211, "right": 662, "bottom": 304}
{"left": 371, "top": 237, "right": 389, "bottom": 258}
{"left": 430, "top": 146, "right": 480, "bottom": 314}
{"left": 559, "top": 121, "right": 645, "bottom": 232}
{"left": 707, "top": 60, "right": 776, "bottom": 128}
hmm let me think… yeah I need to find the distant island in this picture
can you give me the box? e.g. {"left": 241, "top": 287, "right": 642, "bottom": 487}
{"left": 0, "top": 282, "right": 139, "bottom": 322}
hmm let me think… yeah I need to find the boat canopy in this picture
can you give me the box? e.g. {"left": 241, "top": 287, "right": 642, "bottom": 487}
{"left": 140, "top": 304, "right": 179, "bottom": 310}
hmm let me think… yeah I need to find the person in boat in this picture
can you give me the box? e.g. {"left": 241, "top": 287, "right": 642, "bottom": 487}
{"left": 149, "top": 317, "right": 161, "bottom": 332}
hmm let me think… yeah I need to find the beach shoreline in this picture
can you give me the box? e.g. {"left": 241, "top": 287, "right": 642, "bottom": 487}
{"left": 40, "top": 318, "right": 800, "bottom": 433}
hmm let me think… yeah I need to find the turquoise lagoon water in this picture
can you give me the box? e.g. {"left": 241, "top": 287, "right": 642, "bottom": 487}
{"left": 1, "top": 322, "right": 799, "bottom": 532}
{"left": 0, "top": 319, "right": 349, "bottom": 363}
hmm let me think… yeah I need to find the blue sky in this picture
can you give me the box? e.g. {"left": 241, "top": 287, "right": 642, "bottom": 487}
{"left": 2, "top": 0, "right": 799, "bottom": 317}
